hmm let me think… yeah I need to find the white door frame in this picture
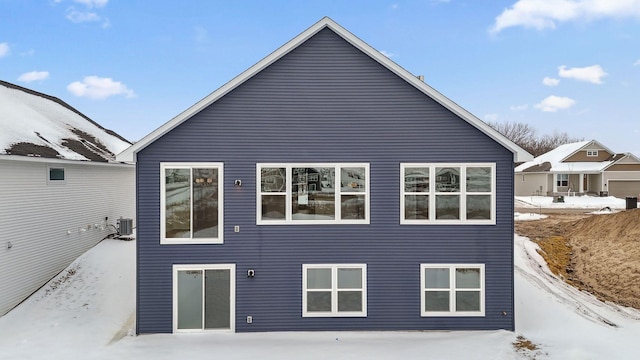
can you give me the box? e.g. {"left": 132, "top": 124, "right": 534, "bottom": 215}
{"left": 172, "top": 264, "right": 236, "bottom": 333}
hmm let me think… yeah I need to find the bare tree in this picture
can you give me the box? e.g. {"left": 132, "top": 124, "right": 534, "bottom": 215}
{"left": 487, "top": 121, "right": 583, "bottom": 157}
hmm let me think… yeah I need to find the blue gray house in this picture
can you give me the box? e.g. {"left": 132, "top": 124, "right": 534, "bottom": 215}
{"left": 117, "top": 17, "right": 532, "bottom": 334}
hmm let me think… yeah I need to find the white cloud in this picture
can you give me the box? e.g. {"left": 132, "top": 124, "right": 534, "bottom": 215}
{"left": 67, "top": 76, "right": 136, "bottom": 100}
{"left": 0, "top": 42, "right": 9, "bottom": 58}
{"left": 484, "top": 113, "right": 499, "bottom": 121}
{"left": 65, "top": 0, "right": 108, "bottom": 25}
{"left": 490, "top": 0, "right": 640, "bottom": 34}
{"left": 558, "top": 64, "right": 607, "bottom": 84}
{"left": 66, "top": 8, "right": 100, "bottom": 23}
{"left": 542, "top": 77, "right": 560, "bottom": 86}
{"left": 535, "top": 95, "right": 576, "bottom": 112}
{"left": 74, "top": 0, "right": 108, "bottom": 8}
{"left": 634, "top": 59, "right": 640, "bottom": 66}
{"left": 18, "top": 71, "right": 50, "bottom": 83}
{"left": 510, "top": 104, "right": 529, "bottom": 111}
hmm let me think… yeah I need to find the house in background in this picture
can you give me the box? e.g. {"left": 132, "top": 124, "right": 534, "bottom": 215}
{"left": 0, "top": 80, "right": 135, "bottom": 316}
{"left": 117, "top": 17, "right": 531, "bottom": 334}
{"left": 515, "top": 140, "right": 640, "bottom": 198}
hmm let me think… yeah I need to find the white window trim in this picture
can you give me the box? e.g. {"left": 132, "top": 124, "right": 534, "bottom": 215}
{"left": 47, "top": 165, "right": 66, "bottom": 184}
{"left": 556, "top": 173, "right": 569, "bottom": 187}
{"left": 586, "top": 150, "right": 598, "bottom": 157}
{"left": 172, "top": 264, "right": 236, "bottom": 333}
{"left": 420, "top": 264, "right": 485, "bottom": 317}
{"left": 257, "top": 163, "right": 370, "bottom": 225}
{"left": 302, "top": 264, "right": 367, "bottom": 317}
{"left": 160, "top": 162, "right": 224, "bottom": 244}
{"left": 400, "top": 163, "right": 496, "bottom": 225}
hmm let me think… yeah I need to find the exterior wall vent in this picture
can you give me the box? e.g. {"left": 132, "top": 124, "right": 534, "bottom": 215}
{"left": 117, "top": 217, "right": 133, "bottom": 235}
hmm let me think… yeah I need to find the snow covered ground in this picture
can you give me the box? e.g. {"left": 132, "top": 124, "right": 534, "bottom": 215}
{"left": 515, "top": 194, "right": 635, "bottom": 220}
{"left": 516, "top": 195, "right": 630, "bottom": 210}
{"left": 1, "top": 196, "right": 639, "bottom": 359}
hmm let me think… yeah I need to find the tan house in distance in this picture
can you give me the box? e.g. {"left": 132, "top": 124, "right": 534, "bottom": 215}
{"left": 515, "top": 140, "right": 640, "bottom": 198}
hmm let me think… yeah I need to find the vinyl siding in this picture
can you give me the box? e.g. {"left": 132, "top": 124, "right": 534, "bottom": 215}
{"left": 0, "top": 158, "right": 134, "bottom": 316}
{"left": 136, "top": 28, "right": 515, "bottom": 333}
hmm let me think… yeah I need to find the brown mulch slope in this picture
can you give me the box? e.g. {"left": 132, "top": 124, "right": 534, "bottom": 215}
{"left": 515, "top": 208, "right": 640, "bottom": 309}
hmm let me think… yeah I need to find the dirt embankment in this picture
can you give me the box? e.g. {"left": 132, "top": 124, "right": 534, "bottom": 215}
{"left": 515, "top": 208, "right": 640, "bottom": 309}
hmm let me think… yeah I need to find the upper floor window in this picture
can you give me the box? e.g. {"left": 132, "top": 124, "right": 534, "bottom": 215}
{"left": 556, "top": 174, "right": 568, "bottom": 187}
{"left": 421, "top": 264, "right": 485, "bottom": 317}
{"left": 47, "top": 166, "right": 65, "bottom": 184}
{"left": 586, "top": 150, "right": 598, "bottom": 157}
{"left": 303, "top": 264, "right": 367, "bottom": 317}
{"left": 160, "top": 163, "right": 223, "bottom": 244}
{"left": 401, "top": 163, "right": 495, "bottom": 224}
{"left": 257, "top": 163, "right": 369, "bottom": 224}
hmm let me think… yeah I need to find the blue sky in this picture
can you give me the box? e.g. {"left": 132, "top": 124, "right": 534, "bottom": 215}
{"left": 2, "top": 0, "right": 640, "bottom": 155}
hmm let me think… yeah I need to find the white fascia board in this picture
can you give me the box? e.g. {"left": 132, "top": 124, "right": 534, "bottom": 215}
{"left": 1, "top": 154, "right": 134, "bottom": 168}
{"left": 116, "top": 17, "right": 533, "bottom": 163}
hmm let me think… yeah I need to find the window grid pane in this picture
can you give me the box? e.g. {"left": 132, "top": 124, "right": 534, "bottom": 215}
{"left": 261, "top": 195, "right": 286, "bottom": 220}
{"left": 165, "top": 168, "right": 191, "bottom": 238}
{"left": 261, "top": 167, "right": 286, "bottom": 192}
{"left": 307, "top": 268, "right": 332, "bottom": 289}
{"left": 304, "top": 265, "right": 365, "bottom": 316}
{"left": 425, "top": 268, "right": 450, "bottom": 289}
{"left": 455, "top": 291, "right": 481, "bottom": 312}
{"left": 425, "top": 291, "right": 450, "bottom": 312}
{"left": 338, "top": 268, "right": 362, "bottom": 288}
{"left": 259, "top": 164, "right": 368, "bottom": 224}
{"left": 307, "top": 292, "right": 332, "bottom": 312}
{"left": 402, "top": 164, "right": 494, "bottom": 223}
{"left": 422, "top": 265, "right": 484, "bottom": 316}
{"left": 435, "top": 195, "right": 460, "bottom": 220}
{"left": 163, "top": 163, "right": 223, "bottom": 243}
{"left": 340, "top": 167, "right": 366, "bottom": 193}
{"left": 404, "top": 167, "right": 429, "bottom": 192}
{"left": 405, "top": 194, "right": 429, "bottom": 220}
{"left": 192, "top": 168, "right": 218, "bottom": 239}
{"left": 338, "top": 291, "right": 362, "bottom": 312}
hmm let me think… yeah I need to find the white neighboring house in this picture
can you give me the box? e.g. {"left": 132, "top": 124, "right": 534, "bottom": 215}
{"left": 0, "top": 80, "right": 135, "bottom": 316}
{"left": 515, "top": 140, "right": 640, "bottom": 198}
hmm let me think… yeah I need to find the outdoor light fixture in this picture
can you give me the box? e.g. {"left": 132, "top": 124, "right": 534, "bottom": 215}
{"left": 234, "top": 179, "right": 242, "bottom": 187}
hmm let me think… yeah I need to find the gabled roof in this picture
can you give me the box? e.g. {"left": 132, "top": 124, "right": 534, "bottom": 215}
{"left": 0, "top": 80, "right": 131, "bottom": 162}
{"left": 116, "top": 17, "right": 532, "bottom": 163}
{"left": 515, "top": 140, "right": 615, "bottom": 173}
{"left": 602, "top": 152, "right": 640, "bottom": 171}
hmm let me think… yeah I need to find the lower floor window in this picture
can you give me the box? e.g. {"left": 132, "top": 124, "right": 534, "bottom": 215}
{"left": 303, "top": 264, "right": 367, "bottom": 317}
{"left": 420, "top": 264, "right": 485, "bottom": 316}
{"left": 173, "top": 264, "right": 235, "bottom": 332}
{"left": 556, "top": 174, "right": 569, "bottom": 187}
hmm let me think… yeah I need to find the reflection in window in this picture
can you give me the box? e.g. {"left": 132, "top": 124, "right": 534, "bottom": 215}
{"left": 258, "top": 164, "right": 369, "bottom": 224}
{"left": 404, "top": 168, "right": 429, "bottom": 220}
{"left": 340, "top": 167, "right": 366, "bottom": 220}
{"left": 261, "top": 167, "right": 286, "bottom": 220}
{"left": 401, "top": 164, "right": 495, "bottom": 223}
{"left": 292, "top": 167, "right": 335, "bottom": 221}
{"left": 436, "top": 167, "right": 460, "bottom": 192}
{"left": 162, "top": 163, "right": 223, "bottom": 244}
